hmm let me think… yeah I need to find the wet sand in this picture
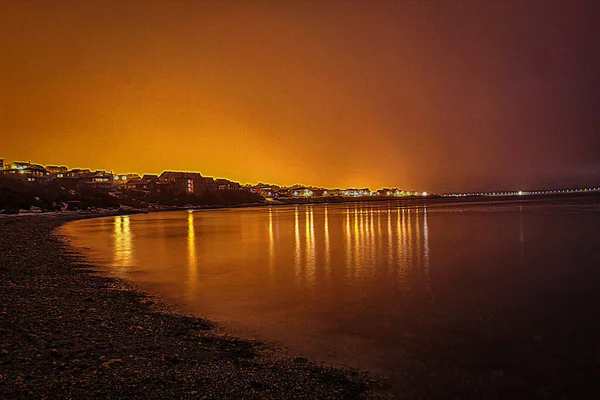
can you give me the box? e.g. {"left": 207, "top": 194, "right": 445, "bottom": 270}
{"left": 0, "top": 214, "right": 387, "bottom": 399}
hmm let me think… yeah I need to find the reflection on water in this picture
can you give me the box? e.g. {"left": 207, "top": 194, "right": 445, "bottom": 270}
{"left": 324, "top": 206, "right": 330, "bottom": 271}
{"left": 187, "top": 211, "right": 197, "bottom": 292}
{"left": 113, "top": 215, "right": 133, "bottom": 269}
{"left": 95, "top": 205, "right": 433, "bottom": 320}
{"left": 62, "top": 200, "right": 600, "bottom": 395}
{"left": 96, "top": 203, "right": 433, "bottom": 303}
{"left": 294, "top": 206, "right": 301, "bottom": 279}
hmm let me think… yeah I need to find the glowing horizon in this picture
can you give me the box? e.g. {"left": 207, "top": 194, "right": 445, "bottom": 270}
{"left": 2, "top": 2, "right": 598, "bottom": 192}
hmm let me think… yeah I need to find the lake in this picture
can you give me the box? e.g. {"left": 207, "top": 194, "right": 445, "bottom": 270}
{"left": 61, "top": 198, "right": 600, "bottom": 397}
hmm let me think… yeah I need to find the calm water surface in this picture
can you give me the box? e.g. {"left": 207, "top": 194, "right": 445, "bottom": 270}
{"left": 61, "top": 200, "right": 600, "bottom": 396}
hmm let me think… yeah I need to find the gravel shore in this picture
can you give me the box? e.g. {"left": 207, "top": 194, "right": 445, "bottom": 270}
{"left": 0, "top": 214, "right": 389, "bottom": 399}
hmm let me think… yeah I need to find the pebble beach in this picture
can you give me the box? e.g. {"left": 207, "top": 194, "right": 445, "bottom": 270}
{"left": 0, "top": 214, "right": 388, "bottom": 399}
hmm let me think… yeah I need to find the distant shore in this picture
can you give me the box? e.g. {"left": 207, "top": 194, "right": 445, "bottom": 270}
{"left": 0, "top": 213, "right": 388, "bottom": 399}
{"left": 3, "top": 190, "right": 599, "bottom": 217}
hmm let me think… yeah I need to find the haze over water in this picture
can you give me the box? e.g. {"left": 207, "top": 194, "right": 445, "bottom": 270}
{"left": 62, "top": 199, "right": 600, "bottom": 396}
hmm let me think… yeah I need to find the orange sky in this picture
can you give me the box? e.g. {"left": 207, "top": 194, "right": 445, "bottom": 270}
{"left": 1, "top": 1, "right": 599, "bottom": 191}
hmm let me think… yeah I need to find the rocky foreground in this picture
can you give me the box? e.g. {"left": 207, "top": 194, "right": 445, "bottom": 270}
{"left": 0, "top": 214, "right": 389, "bottom": 399}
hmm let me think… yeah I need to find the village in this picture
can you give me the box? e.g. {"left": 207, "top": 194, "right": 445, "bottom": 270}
{"left": 0, "top": 157, "right": 424, "bottom": 201}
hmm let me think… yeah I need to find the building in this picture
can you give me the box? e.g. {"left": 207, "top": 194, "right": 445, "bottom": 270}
{"left": 274, "top": 188, "right": 292, "bottom": 197}
{"left": 126, "top": 175, "right": 160, "bottom": 191}
{"left": 292, "top": 187, "right": 313, "bottom": 197}
{"left": 66, "top": 169, "right": 91, "bottom": 178}
{"left": 142, "top": 174, "right": 160, "bottom": 183}
{"left": 159, "top": 171, "right": 205, "bottom": 194}
{"left": 125, "top": 179, "right": 148, "bottom": 191}
{"left": 0, "top": 158, "right": 4, "bottom": 170}
{"left": 215, "top": 178, "right": 241, "bottom": 190}
{"left": 113, "top": 173, "right": 142, "bottom": 186}
{"left": 46, "top": 165, "right": 68, "bottom": 178}
{"left": 202, "top": 177, "right": 219, "bottom": 192}
{"left": 3, "top": 161, "right": 49, "bottom": 182}
{"left": 63, "top": 169, "right": 113, "bottom": 189}
{"left": 342, "top": 188, "right": 372, "bottom": 197}
{"left": 113, "top": 174, "right": 128, "bottom": 186}
{"left": 84, "top": 171, "right": 113, "bottom": 189}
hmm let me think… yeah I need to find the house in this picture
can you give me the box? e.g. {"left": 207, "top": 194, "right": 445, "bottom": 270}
{"left": 46, "top": 165, "right": 68, "bottom": 178}
{"left": 125, "top": 179, "right": 149, "bottom": 191}
{"left": 61, "top": 169, "right": 113, "bottom": 189}
{"left": 215, "top": 178, "right": 241, "bottom": 190}
{"left": 292, "top": 187, "right": 313, "bottom": 197}
{"left": 159, "top": 171, "right": 204, "bottom": 194}
{"left": 78, "top": 171, "right": 113, "bottom": 189}
{"left": 113, "top": 173, "right": 141, "bottom": 186}
{"left": 66, "top": 169, "right": 91, "bottom": 178}
{"left": 142, "top": 174, "right": 160, "bottom": 183}
{"left": 275, "top": 188, "right": 292, "bottom": 197}
{"left": 202, "top": 177, "right": 218, "bottom": 192}
{"left": 113, "top": 174, "right": 128, "bottom": 185}
{"left": 126, "top": 175, "right": 159, "bottom": 191}
{"left": 3, "top": 161, "right": 49, "bottom": 183}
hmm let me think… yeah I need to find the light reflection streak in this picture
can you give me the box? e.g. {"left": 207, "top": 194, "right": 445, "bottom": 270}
{"left": 377, "top": 209, "right": 382, "bottom": 241}
{"left": 396, "top": 206, "right": 404, "bottom": 274}
{"left": 187, "top": 211, "right": 198, "bottom": 290}
{"left": 423, "top": 206, "right": 430, "bottom": 279}
{"left": 268, "top": 208, "right": 275, "bottom": 275}
{"left": 324, "top": 206, "right": 330, "bottom": 272}
{"left": 113, "top": 215, "right": 132, "bottom": 270}
{"left": 415, "top": 207, "right": 421, "bottom": 267}
{"left": 387, "top": 207, "right": 393, "bottom": 266}
{"left": 407, "top": 208, "right": 413, "bottom": 264}
{"left": 401, "top": 208, "right": 408, "bottom": 263}
{"left": 305, "top": 207, "right": 316, "bottom": 284}
{"left": 345, "top": 207, "right": 352, "bottom": 271}
{"left": 294, "top": 207, "right": 301, "bottom": 279}
{"left": 369, "top": 208, "right": 376, "bottom": 263}
{"left": 353, "top": 205, "right": 360, "bottom": 274}
{"left": 360, "top": 205, "right": 366, "bottom": 241}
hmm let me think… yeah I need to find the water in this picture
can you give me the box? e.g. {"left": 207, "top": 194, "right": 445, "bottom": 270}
{"left": 61, "top": 199, "right": 600, "bottom": 396}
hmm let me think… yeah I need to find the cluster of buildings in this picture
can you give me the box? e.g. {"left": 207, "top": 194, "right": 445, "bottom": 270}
{"left": 0, "top": 157, "right": 426, "bottom": 199}
{"left": 0, "top": 158, "right": 241, "bottom": 196}
{"left": 247, "top": 183, "right": 425, "bottom": 199}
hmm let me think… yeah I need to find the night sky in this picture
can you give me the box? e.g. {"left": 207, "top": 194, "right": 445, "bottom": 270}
{"left": 1, "top": 1, "right": 598, "bottom": 192}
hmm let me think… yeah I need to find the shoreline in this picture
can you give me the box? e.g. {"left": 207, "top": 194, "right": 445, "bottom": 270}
{"left": 3, "top": 190, "right": 599, "bottom": 218}
{"left": 0, "top": 213, "right": 389, "bottom": 399}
